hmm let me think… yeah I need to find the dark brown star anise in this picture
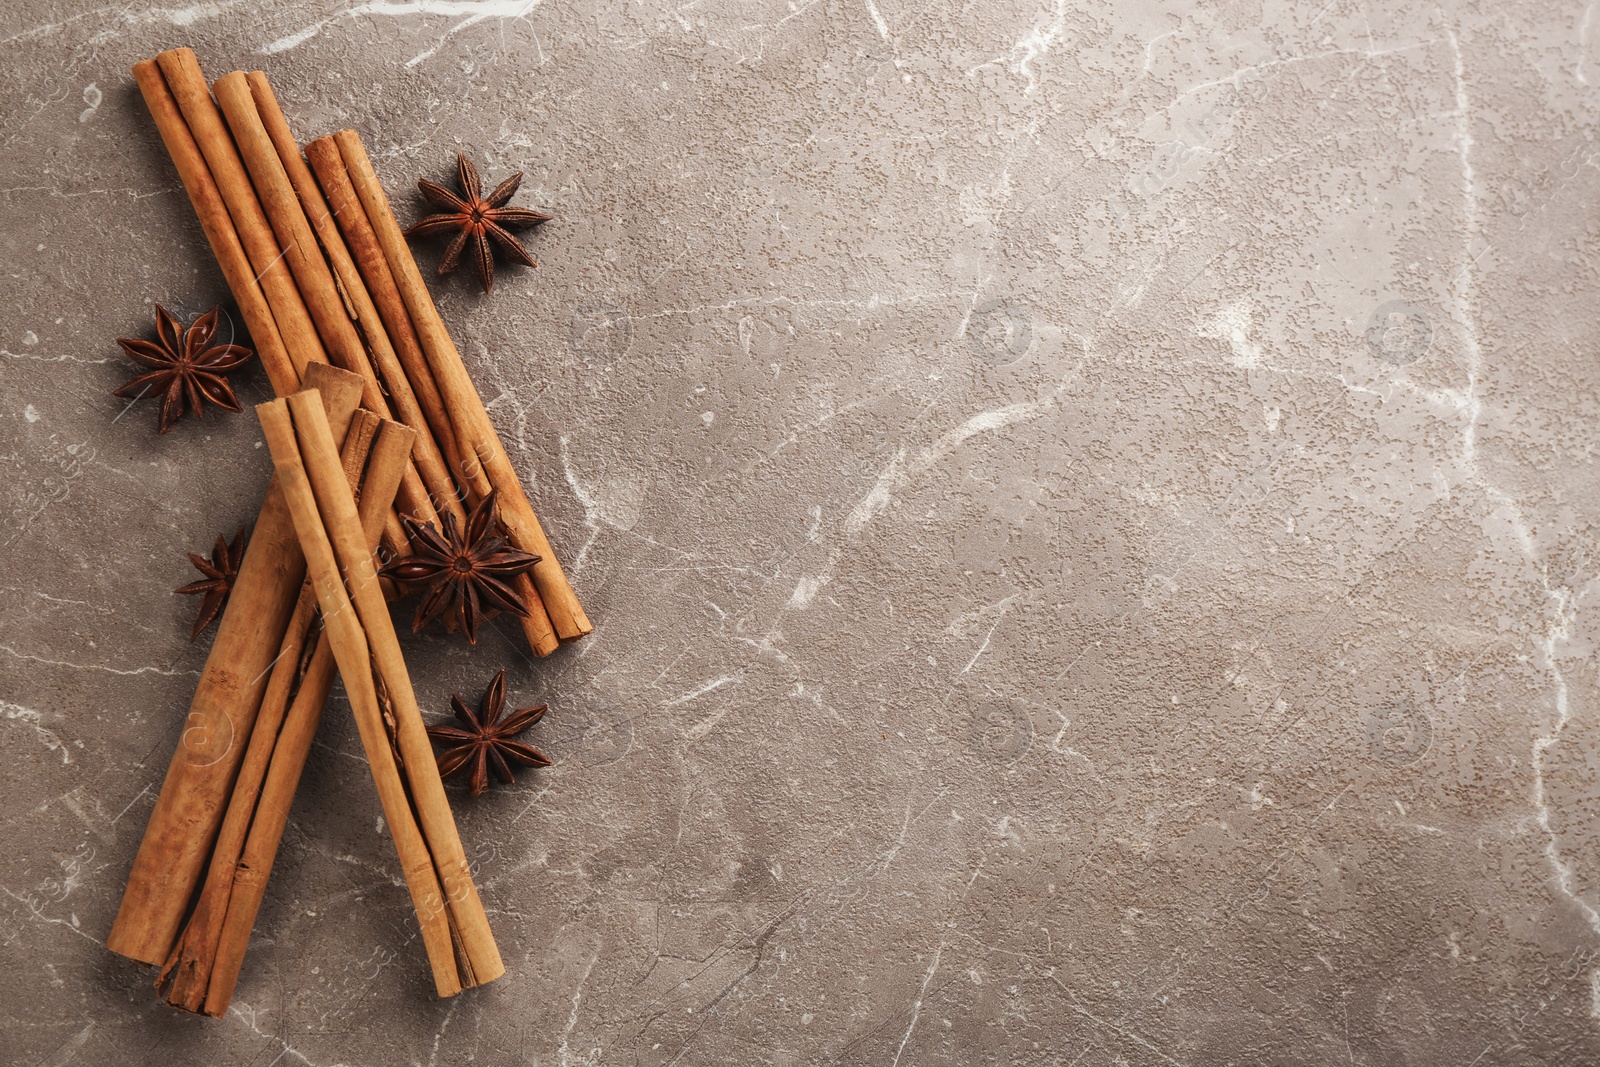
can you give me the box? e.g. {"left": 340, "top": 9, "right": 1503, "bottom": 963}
{"left": 176, "top": 525, "right": 248, "bottom": 640}
{"left": 379, "top": 488, "right": 541, "bottom": 644}
{"left": 429, "top": 668, "right": 551, "bottom": 797}
{"left": 404, "top": 152, "right": 551, "bottom": 293}
{"left": 114, "top": 305, "right": 254, "bottom": 434}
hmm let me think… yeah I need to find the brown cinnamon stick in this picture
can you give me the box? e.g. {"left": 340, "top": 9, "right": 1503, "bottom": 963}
{"left": 200, "top": 415, "right": 413, "bottom": 1015}
{"left": 131, "top": 60, "right": 297, "bottom": 395}
{"left": 337, "top": 129, "right": 589, "bottom": 639}
{"left": 284, "top": 389, "right": 504, "bottom": 983}
{"left": 106, "top": 364, "right": 364, "bottom": 966}
{"left": 211, "top": 70, "right": 439, "bottom": 538}
{"left": 250, "top": 72, "right": 467, "bottom": 536}
{"left": 305, "top": 136, "right": 557, "bottom": 653}
{"left": 259, "top": 395, "right": 503, "bottom": 994}
{"left": 154, "top": 48, "right": 328, "bottom": 380}
{"left": 156, "top": 408, "right": 387, "bottom": 1012}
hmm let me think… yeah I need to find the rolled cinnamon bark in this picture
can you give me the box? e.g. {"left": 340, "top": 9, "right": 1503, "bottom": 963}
{"left": 156, "top": 408, "right": 385, "bottom": 1013}
{"left": 130, "top": 60, "right": 297, "bottom": 395}
{"left": 284, "top": 389, "right": 504, "bottom": 985}
{"left": 200, "top": 416, "right": 414, "bottom": 1015}
{"left": 153, "top": 48, "right": 328, "bottom": 380}
{"left": 250, "top": 72, "right": 467, "bottom": 536}
{"left": 258, "top": 396, "right": 499, "bottom": 995}
{"left": 332, "top": 131, "right": 585, "bottom": 650}
{"left": 106, "top": 364, "right": 365, "bottom": 967}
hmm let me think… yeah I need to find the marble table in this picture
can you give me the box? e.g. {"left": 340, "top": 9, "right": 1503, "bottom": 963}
{"left": 3, "top": 1, "right": 1598, "bottom": 1063}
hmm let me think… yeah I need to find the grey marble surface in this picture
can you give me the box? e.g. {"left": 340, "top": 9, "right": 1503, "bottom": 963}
{"left": 4, "top": 1, "right": 1600, "bottom": 1064}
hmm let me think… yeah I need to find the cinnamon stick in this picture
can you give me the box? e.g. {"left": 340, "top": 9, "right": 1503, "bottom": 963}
{"left": 106, "top": 364, "right": 364, "bottom": 966}
{"left": 156, "top": 408, "right": 386, "bottom": 1012}
{"left": 305, "top": 136, "right": 556, "bottom": 653}
{"left": 327, "top": 132, "right": 579, "bottom": 652}
{"left": 201, "top": 416, "right": 413, "bottom": 1015}
{"left": 258, "top": 396, "right": 502, "bottom": 994}
{"left": 250, "top": 72, "right": 467, "bottom": 536}
{"left": 154, "top": 48, "right": 328, "bottom": 380}
{"left": 130, "top": 60, "right": 297, "bottom": 395}
{"left": 284, "top": 389, "right": 504, "bottom": 983}
{"left": 337, "top": 129, "right": 584, "bottom": 631}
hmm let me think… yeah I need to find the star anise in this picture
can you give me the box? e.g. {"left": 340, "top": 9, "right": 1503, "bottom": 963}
{"left": 379, "top": 489, "right": 541, "bottom": 644}
{"left": 114, "top": 305, "right": 254, "bottom": 434}
{"left": 404, "top": 152, "right": 551, "bottom": 293}
{"left": 176, "top": 525, "right": 248, "bottom": 640}
{"left": 429, "top": 669, "right": 551, "bottom": 797}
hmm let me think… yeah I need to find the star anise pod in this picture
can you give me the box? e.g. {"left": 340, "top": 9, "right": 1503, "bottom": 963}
{"left": 379, "top": 489, "right": 541, "bottom": 644}
{"left": 113, "top": 305, "right": 254, "bottom": 434}
{"left": 429, "top": 669, "right": 551, "bottom": 797}
{"left": 404, "top": 152, "right": 551, "bottom": 293}
{"left": 176, "top": 525, "right": 249, "bottom": 640}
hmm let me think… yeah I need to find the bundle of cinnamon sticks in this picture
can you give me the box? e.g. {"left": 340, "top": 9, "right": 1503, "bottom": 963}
{"left": 149, "top": 366, "right": 440, "bottom": 1012}
{"left": 108, "top": 48, "right": 585, "bottom": 1011}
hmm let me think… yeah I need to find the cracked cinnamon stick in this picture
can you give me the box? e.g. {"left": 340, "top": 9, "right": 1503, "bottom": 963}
{"left": 107, "top": 364, "right": 364, "bottom": 967}
{"left": 259, "top": 391, "right": 504, "bottom": 993}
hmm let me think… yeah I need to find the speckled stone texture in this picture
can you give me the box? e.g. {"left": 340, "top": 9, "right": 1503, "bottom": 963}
{"left": 4, "top": 1, "right": 1600, "bottom": 1064}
